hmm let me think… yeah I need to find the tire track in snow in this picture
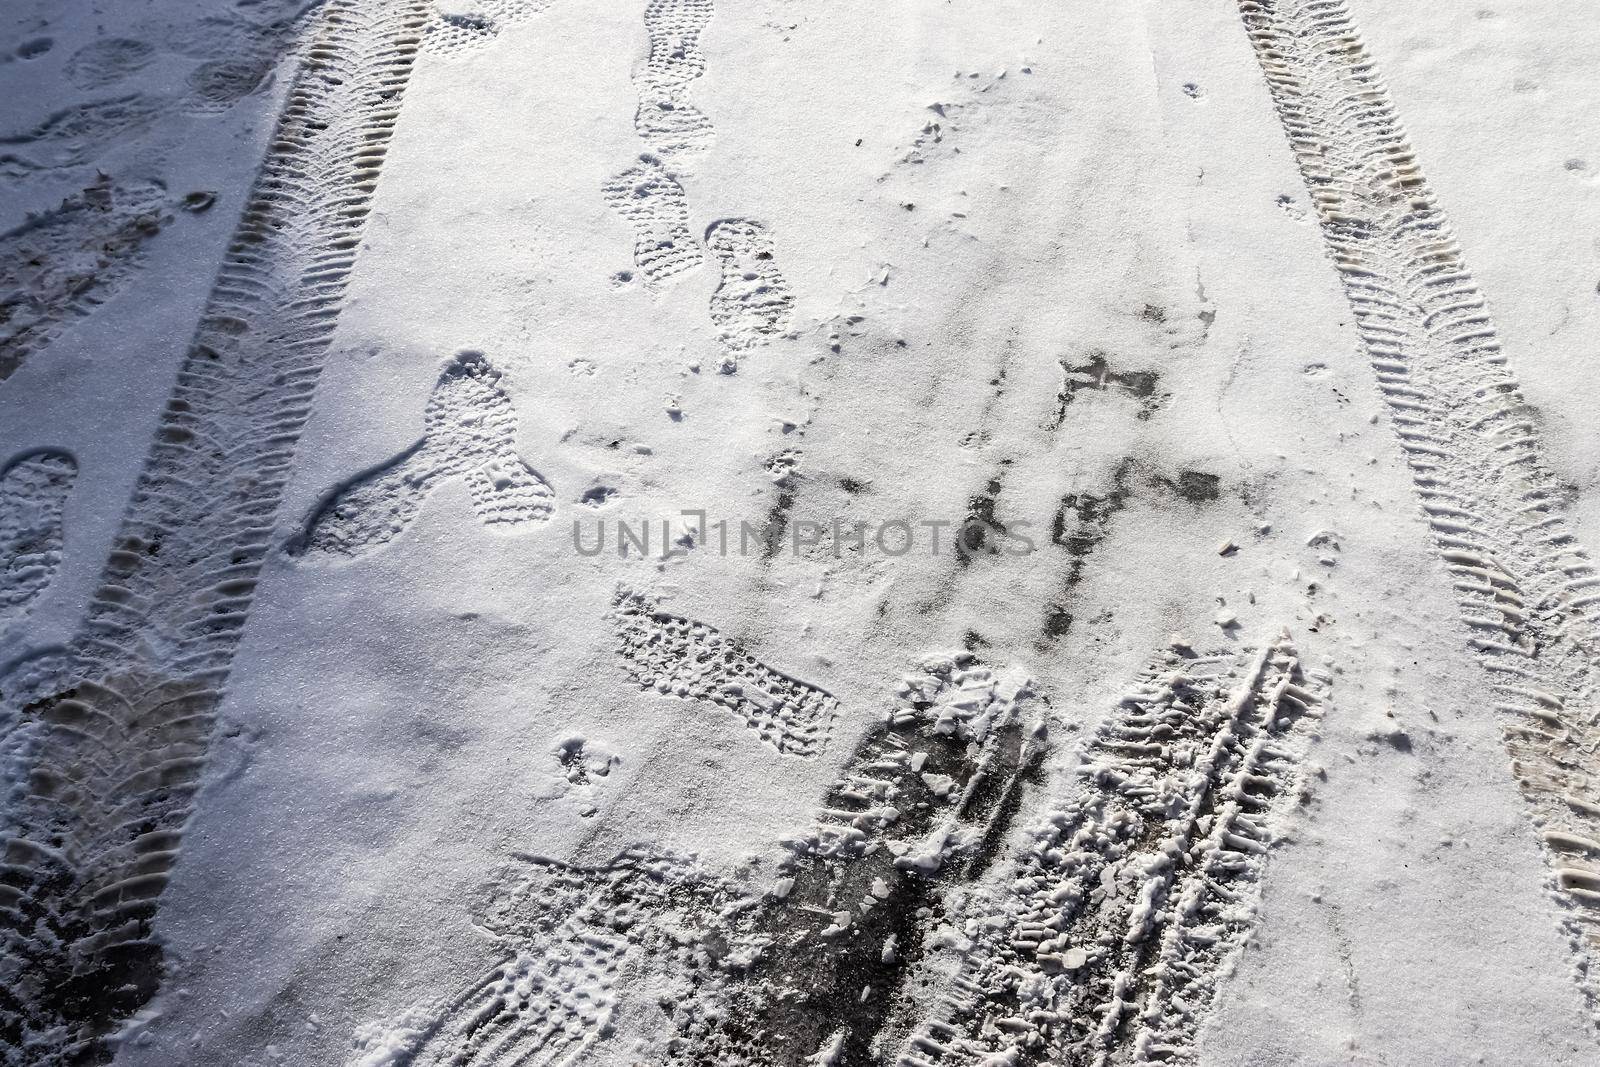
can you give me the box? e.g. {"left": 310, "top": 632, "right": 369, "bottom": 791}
{"left": 898, "top": 636, "right": 1323, "bottom": 1066}
{"left": 1235, "top": 0, "right": 1600, "bottom": 1021}
{"left": 355, "top": 641, "right": 1313, "bottom": 1066}
{"left": 0, "top": 6, "right": 336, "bottom": 385}
{"left": 0, "top": 1, "right": 430, "bottom": 1061}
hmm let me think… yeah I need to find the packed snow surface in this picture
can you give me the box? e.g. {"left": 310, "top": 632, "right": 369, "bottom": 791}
{"left": 3, "top": 0, "right": 1600, "bottom": 1064}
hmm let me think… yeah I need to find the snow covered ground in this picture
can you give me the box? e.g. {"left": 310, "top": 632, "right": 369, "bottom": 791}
{"left": 3, "top": 1, "right": 1600, "bottom": 1064}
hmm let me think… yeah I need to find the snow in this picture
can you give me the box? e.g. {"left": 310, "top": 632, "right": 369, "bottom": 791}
{"left": 2, "top": 0, "right": 1599, "bottom": 1063}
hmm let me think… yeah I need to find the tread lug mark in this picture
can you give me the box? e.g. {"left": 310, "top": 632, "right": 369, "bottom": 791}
{"left": 63, "top": 38, "right": 157, "bottom": 91}
{"left": 0, "top": 95, "right": 165, "bottom": 180}
{"left": 603, "top": 154, "right": 704, "bottom": 286}
{"left": 0, "top": 450, "right": 76, "bottom": 630}
{"left": 183, "top": 56, "right": 277, "bottom": 116}
{"left": 1235, "top": 0, "right": 1600, "bottom": 1020}
{"left": 665, "top": 653, "right": 1042, "bottom": 1066}
{"left": 420, "top": 0, "right": 553, "bottom": 59}
{"left": 0, "top": 177, "right": 171, "bottom": 381}
{"left": 610, "top": 588, "right": 838, "bottom": 758}
{"left": 706, "top": 218, "right": 795, "bottom": 356}
{"left": 350, "top": 654, "right": 1040, "bottom": 1066}
{"left": 347, "top": 848, "right": 717, "bottom": 1067}
{"left": 291, "top": 350, "right": 554, "bottom": 560}
{"left": 634, "top": 90, "right": 715, "bottom": 167}
{"left": 1049, "top": 352, "right": 1166, "bottom": 428}
{"left": 0, "top": 1, "right": 433, "bottom": 1061}
{"left": 600, "top": 0, "right": 714, "bottom": 288}
{"left": 604, "top": 0, "right": 790, "bottom": 371}
{"left": 6, "top": 8, "right": 311, "bottom": 184}
{"left": 634, "top": 0, "right": 715, "bottom": 163}
{"left": 899, "top": 636, "right": 1324, "bottom": 1065}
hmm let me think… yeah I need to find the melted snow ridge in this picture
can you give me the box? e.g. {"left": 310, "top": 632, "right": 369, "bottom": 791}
{"left": 898, "top": 636, "right": 1322, "bottom": 1066}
